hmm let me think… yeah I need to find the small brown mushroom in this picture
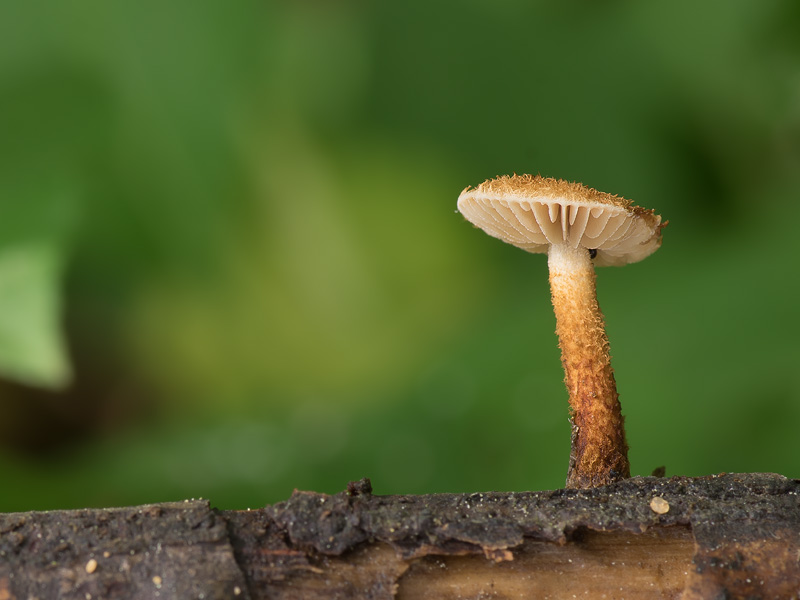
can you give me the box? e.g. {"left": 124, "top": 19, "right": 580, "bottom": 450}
{"left": 457, "top": 174, "right": 664, "bottom": 489}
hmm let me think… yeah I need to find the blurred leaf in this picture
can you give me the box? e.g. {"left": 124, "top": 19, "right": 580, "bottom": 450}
{"left": 0, "top": 242, "right": 70, "bottom": 388}
{"left": 0, "top": 59, "right": 108, "bottom": 390}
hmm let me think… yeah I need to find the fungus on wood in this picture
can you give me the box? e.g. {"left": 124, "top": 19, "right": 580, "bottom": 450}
{"left": 458, "top": 174, "right": 665, "bottom": 488}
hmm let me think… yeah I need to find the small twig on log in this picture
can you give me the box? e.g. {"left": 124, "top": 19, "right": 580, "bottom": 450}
{"left": 1, "top": 473, "right": 799, "bottom": 598}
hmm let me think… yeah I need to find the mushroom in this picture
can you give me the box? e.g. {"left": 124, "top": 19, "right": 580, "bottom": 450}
{"left": 457, "top": 174, "right": 664, "bottom": 489}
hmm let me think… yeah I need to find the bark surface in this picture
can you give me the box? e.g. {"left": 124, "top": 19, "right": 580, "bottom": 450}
{"left": 1, "top": 473, "right": 799, "bottom": 599}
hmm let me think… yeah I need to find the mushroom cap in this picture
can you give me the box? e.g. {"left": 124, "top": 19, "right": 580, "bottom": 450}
{"left": 457, "top": 174, "right": 664, "bottom": 267}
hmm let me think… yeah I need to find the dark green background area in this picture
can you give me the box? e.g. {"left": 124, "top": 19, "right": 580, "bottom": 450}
{"left": 0, "top": 1, "right": 798, "bottom": 511}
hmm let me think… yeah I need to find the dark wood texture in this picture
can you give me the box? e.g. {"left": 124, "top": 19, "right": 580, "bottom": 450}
{"left": 1, "top": 473, "right": 799, "bottom": 598}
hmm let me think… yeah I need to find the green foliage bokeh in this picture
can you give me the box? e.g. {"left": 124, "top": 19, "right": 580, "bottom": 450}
{"left": 0, "top": 0, "right": 798, "bottom": 511}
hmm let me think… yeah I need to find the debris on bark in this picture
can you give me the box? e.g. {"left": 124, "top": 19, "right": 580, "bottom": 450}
{"left": 1, "top": 473, "right": 798, "bottom": 598}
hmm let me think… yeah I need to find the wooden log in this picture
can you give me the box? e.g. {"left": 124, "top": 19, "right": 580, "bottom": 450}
{"left": 1, "top": 473, "right": 798, "bottom": 599}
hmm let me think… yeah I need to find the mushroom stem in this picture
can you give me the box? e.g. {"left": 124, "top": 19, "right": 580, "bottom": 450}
{"left": 548, "top": 243, "right": 630, "bottom": 489}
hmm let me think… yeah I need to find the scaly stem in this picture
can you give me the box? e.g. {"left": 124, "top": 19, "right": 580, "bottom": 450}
{"left": 548, "top": 244, "right": 630, "bottom": 488}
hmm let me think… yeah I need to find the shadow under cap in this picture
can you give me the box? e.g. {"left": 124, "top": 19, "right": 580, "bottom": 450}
{"left": 457, "top": 174, "right": 664, "bottom": 267}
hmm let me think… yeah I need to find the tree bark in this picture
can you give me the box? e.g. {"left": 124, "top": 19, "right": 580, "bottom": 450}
{"left": 1, "top": 473, "right": 798, "bottom": 599}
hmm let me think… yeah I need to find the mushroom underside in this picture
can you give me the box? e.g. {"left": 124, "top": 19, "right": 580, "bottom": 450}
{"left": 457, "top": 195, "right": 660, "bottom": 266}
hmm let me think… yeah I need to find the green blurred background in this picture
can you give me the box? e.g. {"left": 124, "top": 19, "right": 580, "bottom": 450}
{"left": 1, "top": 1, "right": 798, "bottom": 512}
